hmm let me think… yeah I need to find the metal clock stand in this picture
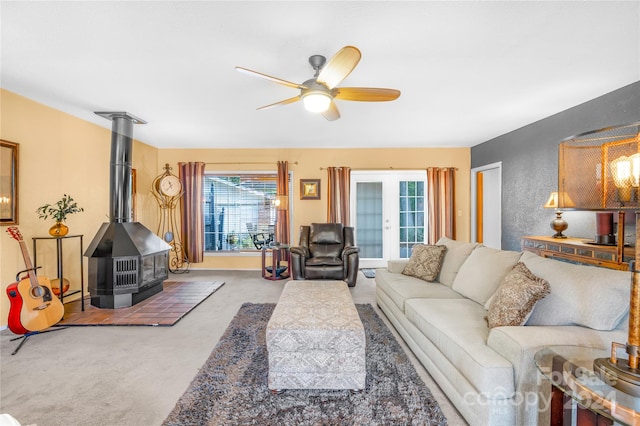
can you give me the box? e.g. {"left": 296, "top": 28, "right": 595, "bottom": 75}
{"left": 152, "top": 163, "right": 190, "bottom": 274}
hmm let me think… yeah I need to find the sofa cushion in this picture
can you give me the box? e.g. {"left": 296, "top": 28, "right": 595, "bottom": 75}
{"left": 521, "top": 251, "right": 630, "bottom": 330}
{"left": 405, "top": 298, "right": 514, "bottom": 396}
{"left": 402, "top": 244, "right": 447, "bottom": 282}
{"left": 375, "top": 268, "right": 463, "bottom": 313}
{"left": 452, "top": 246, "right": 522, "bottom": 306}
{"left": 435, "top": 237, "right": 479, "bottom": 287}
{"left": 487, "top": 262, "right": 550, "bottom": 328}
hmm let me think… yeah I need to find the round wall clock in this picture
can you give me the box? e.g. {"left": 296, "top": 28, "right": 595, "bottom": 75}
{"left": 158, "top": 174, "right": 182, "bottom": 197}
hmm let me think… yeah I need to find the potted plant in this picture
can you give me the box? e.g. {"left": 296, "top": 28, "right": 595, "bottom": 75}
{"left": 36, "top": 194, "right": 84, "bottom": 237}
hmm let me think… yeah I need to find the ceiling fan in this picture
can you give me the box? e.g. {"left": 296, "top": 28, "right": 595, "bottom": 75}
{"left": 235, "top": 46, "right": 401, "bottom": 121}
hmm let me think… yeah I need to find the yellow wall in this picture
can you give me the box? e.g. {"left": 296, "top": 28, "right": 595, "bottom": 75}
{"left": 158, "top": 147, "right": 471, "bottom": 270}
{"left": 0, "top": 89, "right": 471, "bottom": 327}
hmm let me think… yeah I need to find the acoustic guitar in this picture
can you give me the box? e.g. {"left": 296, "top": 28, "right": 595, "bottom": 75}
{"left": 5, "top": 226, "right": 64, "bottom": 334}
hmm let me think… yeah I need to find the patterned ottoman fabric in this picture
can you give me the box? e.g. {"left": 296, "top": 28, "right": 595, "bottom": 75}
{"left": 266, "top": 280, "right": 366, "bottom": 390}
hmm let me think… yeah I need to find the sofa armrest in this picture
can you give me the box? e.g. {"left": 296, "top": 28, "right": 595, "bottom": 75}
{"left": 289, "top": 246, "right": 309, "bottom": 257}
{"left": 486, "top": 325, "right": 625, "bottom": 426}
{"left": 341, "top": 245, "right": 359, "bottom": 259}
{"left": 289, "top": 246, "right": 308, "bottom": 280}
{"left": 387, "top": 259, "right": 409, "bottom": 274}
{"left": 487, "top": 325, "right": 626, "bottom": 393}
{"left": 343, "top": 247, "right": 359, "bottom": 287}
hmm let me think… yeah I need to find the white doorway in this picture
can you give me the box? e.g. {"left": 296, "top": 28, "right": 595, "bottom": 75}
{"left": 350, "top": 170, "right": 427, "bottom": 268}
{"left": 471, "top": 162, "right": 502, "bottom": 249}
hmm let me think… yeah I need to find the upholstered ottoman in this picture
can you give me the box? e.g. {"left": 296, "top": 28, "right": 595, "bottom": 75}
{"left": 266, "top": 280, "right": 366, "bottom": 391}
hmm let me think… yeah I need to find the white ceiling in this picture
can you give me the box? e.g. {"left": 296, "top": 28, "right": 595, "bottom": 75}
{"left": 2, "top": 1, "right": 639, "bottom": 149}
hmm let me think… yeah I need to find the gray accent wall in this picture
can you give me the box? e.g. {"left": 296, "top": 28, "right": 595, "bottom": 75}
{"left": 471, "top": 81, "right": 640, "bottom": 251}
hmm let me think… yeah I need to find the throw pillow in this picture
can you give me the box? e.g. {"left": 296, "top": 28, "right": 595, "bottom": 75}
{"left": 402, "top": 244, "right": 447, "bottom": 282}
{"left": 487, "top": 262, "right": 550, "bottom": 328}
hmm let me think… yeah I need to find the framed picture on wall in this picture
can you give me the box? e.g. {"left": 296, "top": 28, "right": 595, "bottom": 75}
{"left": 0, "top": 140, "right": 19, "bottom": 225}
{"left": 300, "top": 179, "right": 320, "bottom": 200}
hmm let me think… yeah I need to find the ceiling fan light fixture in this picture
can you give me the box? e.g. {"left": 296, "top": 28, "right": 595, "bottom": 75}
{"left": 302, "top": 91, "right": 331, "bottom": 113}
{"left": 236, "top": 45, "right": 400, "bottom": 119}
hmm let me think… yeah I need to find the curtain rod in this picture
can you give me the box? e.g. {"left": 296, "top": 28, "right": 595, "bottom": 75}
{"left": 318, "top": 166, "right": 458, "bottom": 171}
{"left": 206, "top": 161, "right": 298, "bottom": 165}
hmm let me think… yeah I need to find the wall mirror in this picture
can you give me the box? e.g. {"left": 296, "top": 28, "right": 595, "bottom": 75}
{"left": 1, "top": 140, "right": 19, "bottom": 225}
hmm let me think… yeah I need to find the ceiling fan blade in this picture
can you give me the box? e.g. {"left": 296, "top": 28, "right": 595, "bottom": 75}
{"left": 235, "top": 67, "right": 306, "bottom": 89}
{"left": 256, "top": 96, "right": 301, "bottom": 111}
{"left": 321, "top": 101, "right": 340, "bottom": 121}
{"left": 334, "top": 87, "right": 401, "bottom": 102}
{"left": 316, "top": 46, "right": 361, "bottom": 89}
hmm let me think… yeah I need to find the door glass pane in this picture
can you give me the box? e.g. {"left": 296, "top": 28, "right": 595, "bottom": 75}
{"left": 356, "top": 182, "right": 383, "bottom": 258}
{"left": 399, "top": 180, "right": 425, "bottom": 258}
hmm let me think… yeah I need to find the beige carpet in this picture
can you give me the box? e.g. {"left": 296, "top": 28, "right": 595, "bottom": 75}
{"left": 0, "top": 270, "right": 467, "bottom": 426}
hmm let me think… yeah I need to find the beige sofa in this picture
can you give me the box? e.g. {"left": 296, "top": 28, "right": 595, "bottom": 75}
{"left": 375, "top": 237, "right": 630, "bottom": 426}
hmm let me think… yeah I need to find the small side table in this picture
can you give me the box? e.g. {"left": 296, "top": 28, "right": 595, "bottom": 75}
{"left": 535, "top": 346, "right": 640, "bottom": 425}
{"left": 33, "top": 234, "right": 85, "bottom": 312}
{"left": 262, "top": 245, "right": 290, "bottom": 280}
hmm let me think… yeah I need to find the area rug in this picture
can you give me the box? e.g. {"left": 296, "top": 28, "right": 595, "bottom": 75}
{"left": 163, "top": 303, "right": 447, "bottom": 425}
{"left": 361, "top": 268, "right": 376, "bottom": 278}
{"left": 57, "top": 281, "right": 224, "bottom": 326}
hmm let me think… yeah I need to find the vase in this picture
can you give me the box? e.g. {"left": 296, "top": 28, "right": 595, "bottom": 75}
{"left": 49, "top": 221, "right": 69, "bottom": 237}
{"left": 50, "top": 278, "right": 70, "bottom": 296}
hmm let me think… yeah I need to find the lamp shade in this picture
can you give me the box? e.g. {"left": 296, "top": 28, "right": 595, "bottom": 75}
{"left": 543, "top": 192, "right": 558, "bottom": 209}
{"left": 543, "top": 191, "right": 575, "bottom": 209}
{"left": 558, "top": 122, "right": 640, "bottom": 210}
{"left": 274, "top": 195, "right": 289, "bottom": 210}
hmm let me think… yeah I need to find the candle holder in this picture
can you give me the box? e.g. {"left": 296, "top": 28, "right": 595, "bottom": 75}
{"left": 595, "top": 212, "right": 616, "bottom": 245}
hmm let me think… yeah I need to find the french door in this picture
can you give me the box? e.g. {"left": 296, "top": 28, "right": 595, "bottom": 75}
{"left": 350, "top": 171, "right": 427, "bottom": 268}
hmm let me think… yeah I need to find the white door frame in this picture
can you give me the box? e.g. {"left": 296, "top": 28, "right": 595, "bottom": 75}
{"left": 471, "top": 162, "right": 502, "bottom": 248}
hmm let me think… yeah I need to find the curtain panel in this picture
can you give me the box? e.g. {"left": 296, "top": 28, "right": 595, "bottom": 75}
{"left": 276, "top": 161, "right": 290, "bottom": 245}
{"left": 326, "top": 166, "right": 351, "bottom": 225}
{"left": 427, "top": 167, "right": 456, "bottom": 244}
{"left": 178, "top": 162, "right": 205, "bottom": 263}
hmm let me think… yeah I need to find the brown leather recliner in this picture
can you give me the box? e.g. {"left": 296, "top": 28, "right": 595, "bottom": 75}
{"left": 289, "top": 223, "right": 360, "bottom": 287}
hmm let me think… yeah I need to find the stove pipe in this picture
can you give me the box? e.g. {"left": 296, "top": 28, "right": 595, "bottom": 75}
{"left": 97, "top": 111, "right": 146, "bottom": 223}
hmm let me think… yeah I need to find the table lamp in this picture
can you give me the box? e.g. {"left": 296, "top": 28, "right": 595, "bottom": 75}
{"left": 543, "top": 191, "right": 574, "bottom": 238}
{"left": 558, "top": 121, "right": 640, "bottom": 396}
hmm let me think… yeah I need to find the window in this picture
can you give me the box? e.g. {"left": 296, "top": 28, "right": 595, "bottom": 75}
{"left": 399, "top": 180, "right": 425, "bottom": 257}
{"left": 203, "top": 173, "right": 290, "bottom": 252}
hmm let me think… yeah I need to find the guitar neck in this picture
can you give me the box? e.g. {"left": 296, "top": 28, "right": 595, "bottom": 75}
{"left": 17, "top": 239, "right": 39, "bottom": 288}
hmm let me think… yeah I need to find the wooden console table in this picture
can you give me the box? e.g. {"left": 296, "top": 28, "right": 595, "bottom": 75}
{"left": 521, "top": 236, "right": 635, "bottom": 271}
